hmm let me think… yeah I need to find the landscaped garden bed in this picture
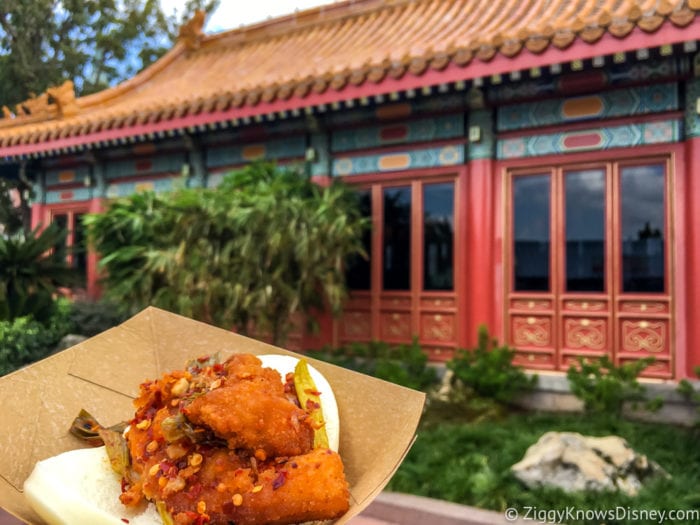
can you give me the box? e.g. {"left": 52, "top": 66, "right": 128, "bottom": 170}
{"left": 310, "top": 329, "right": 700, "bottom": 525}
{"left": 387, "top": 408, "right": 700, "bottom": 524}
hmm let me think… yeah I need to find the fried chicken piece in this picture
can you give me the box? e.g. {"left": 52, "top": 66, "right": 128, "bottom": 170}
{"left": 122, "top": 353, "right": 349, "bottom": 525}
{"left": 183, "top": 379, "right": 314, "bottom": 458}
{"left": 168, "top": 447, "right": 350, "bottom": 525}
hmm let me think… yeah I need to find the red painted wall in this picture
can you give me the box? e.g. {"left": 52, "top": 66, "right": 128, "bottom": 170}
{"left": 683, "top": 137, "right": 700, "bottom": 377}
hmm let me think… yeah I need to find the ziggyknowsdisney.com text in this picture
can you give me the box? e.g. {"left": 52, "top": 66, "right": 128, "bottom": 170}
{"left": 505, "top": 506, "right": 700, "bottom": 523}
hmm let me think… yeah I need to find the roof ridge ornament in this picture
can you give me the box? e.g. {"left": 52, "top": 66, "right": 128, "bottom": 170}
{"left": 178, "top": 10, "right": 206, "bottom": 51}
{"left": 0, "top": 80, "right": 78, "bottom": 122}
{"left": 47, "top": 80, "right": 79, "bottom": 119}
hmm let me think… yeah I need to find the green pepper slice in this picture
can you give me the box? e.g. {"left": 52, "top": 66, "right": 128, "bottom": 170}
{"left": 293, "top": 359, "right": 329, "bottom": 449}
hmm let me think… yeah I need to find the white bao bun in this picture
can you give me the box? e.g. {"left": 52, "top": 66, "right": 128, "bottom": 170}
{"left": 23, "top": 354, "right": 340, "bottom": 525}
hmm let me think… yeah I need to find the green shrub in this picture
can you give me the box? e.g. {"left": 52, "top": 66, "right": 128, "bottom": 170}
{"left": 308, "top": 339, "right": 438, "bottom": 392}
{"left": 446, "top": 325, "right": 537, "bottom": 405}
{"left": 677, "top": 366, "right": 700, "bottom": 425}
{"left": 0, "top": 223, "right": 78, "bottom": 323}
{"left": 566, "top": 355, "right": 662, "bottom": 415}
{"left": 0, "top": 299, "right": 74, "bottom": 376}
{"left": 86, "top": 162, "right": 368, "bottom": 345}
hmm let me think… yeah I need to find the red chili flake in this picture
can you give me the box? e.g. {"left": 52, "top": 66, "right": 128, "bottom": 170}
{"left": 120, "top": 478, "right": 129, "bottom": 493}
{"left": 272, "top": 470, "right": 288, "bottom": 490}
{"left": 304, "top": 388, "right": 322, "bottom": 396}
{"left": 213, "top": 363, "right": 224, "bottom": 374}
{"left": 305, "top": 399, "right": 321, "bottom": 410}
{"left": 159, "top": 461, "right": 178, "bottom": 478}
{"left": 121, "top": 519, "right": 130, "bottom": 523}
{"left": 185, "top": 482, "right": 203, "bottom": 501}
{"left": 290, "top": 462, "right": 298, "bottom": 469}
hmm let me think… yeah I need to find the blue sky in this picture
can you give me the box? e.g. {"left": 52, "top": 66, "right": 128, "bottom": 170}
{"left": 160, "top": 0, "right": 335, "bottom": 33}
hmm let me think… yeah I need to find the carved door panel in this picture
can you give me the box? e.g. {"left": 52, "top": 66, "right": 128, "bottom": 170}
{"left": 506, "top": 160, "right": 672, "bottom": 377}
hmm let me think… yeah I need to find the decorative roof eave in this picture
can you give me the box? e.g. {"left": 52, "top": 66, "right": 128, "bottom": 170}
{"left": 1, "top": 6, "right": 699, "bottom": 160}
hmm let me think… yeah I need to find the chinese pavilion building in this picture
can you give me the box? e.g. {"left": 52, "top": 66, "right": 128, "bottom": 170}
{"left": 1, "top": 0, "right": 700, "bottom": 379}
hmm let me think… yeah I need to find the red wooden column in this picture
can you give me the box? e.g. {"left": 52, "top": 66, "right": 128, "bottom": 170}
{"left": 682, "top": 79, "right": 700, "bottom": 378}
{"left": 684, "top": 135, "right": 700, "bottom": 378}
{"left": 86, "top": 196, "right": 104, "bottom": 299}
{"left": 30, "top": 166, "right": 46, "bottom": 230}
{"left": 30, "top": 202, "right": 44, "bottom": 229}
{"left": 463, "top": 107, "right": 497, "bottom": 347}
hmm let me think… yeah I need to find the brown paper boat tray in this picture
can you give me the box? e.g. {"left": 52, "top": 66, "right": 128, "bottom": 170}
{"left": 0, "top": 307, "right": 425, "bottom": 524}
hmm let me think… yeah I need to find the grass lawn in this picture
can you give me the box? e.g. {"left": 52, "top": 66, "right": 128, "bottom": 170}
{"left": 386, "top": 405, "right": 700, "bottom": 524}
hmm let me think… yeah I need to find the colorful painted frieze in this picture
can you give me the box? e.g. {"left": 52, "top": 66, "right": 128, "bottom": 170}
{"left": 327, "top": 94, "right": 466, "bottom": 127}
{"left": 498, "top": 84, "right": 679, "bottom": 131}
{"left": 104, "top": 152, "right": 186, "bottom": 180}
{"left": 206, "top": 135, "right": 306, "bottom": 168}
{"left": 498, "top": 120, "right": 681, "bottom": 159}
{"left": 333, "top": 144, "right": 464, "bottom": 176}
{"left": 488, "top": 56, "right": 687, "bottom": 104}
{"left": 331, "top": 114, "right": 464, "bottom": 152}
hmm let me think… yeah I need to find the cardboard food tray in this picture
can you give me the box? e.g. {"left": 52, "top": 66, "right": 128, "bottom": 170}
{"left": 0, "top": 307, "right": 425, "bottom": 524}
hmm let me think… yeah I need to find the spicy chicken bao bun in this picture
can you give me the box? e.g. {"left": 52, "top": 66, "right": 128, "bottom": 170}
{"left": 23, "top": 354, "right": 342, "bottom": 525}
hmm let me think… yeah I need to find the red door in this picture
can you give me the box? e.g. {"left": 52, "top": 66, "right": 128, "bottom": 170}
{"left": 339, "top": 174, "right": 463, "bottom": 360}
{"left": 45, "top": 206, "right": 90, "bottom": 294}
{"left": 505, "top": 159, "right": 674, "bottom": 378}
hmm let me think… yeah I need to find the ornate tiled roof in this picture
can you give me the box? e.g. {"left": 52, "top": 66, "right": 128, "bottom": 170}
{"left": 1, "top": 0, "right": 699, "bottom": 155}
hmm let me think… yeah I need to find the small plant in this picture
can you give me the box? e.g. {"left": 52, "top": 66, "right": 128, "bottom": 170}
{"left": 308, "top": 339, "right": 438, "bottom": 392}
{"left": 566, "top": 355, "right": 662, "bottom": 415}
{"left": 677, "top": 366, "right": 700, "bottom": 425}
{"left": 446, "top": 325, "right": 537, "bottom": 405}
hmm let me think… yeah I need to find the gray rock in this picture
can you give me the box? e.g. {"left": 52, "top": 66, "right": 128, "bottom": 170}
{"left": 55, "top": 334, "right": 88, "bottom": 352}
{"left": 511, "top": 431, "right": 668, "bottom": 496}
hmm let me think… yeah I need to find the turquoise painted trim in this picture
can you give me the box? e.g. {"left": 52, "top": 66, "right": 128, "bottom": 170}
{"left": 34, "top": 171, "right": 46, "bottom": 205}
{"left": 331, "top": 114, "right": 464, "bottom": 153}
{"left": 309, "top": 132, "right": 331, "bottom": 177}
{"left": 104, "top": 152, "right": 186, "bottom": 180}
{"left": 105, "top": 177, "right": 183, "bottom": 198}
{"left": 498, "top": 83, "right": 679, "bottom": 132}
{"left": 497, "top": 120, "right": 681, "bottom": 159}
{"left": 206, "top": 135, "right": 305, "bottom": 168}
{"left": 332, "top": 144, "right": 464, "bottom": 176}
{"left": 468, "top": 109, "right": 495, "bottom": 160}
{"left": 686, "top": 78, "right": 700, "bottom": 139}
{"left": 45, "top": 187, "right": 92, "bottom": 204}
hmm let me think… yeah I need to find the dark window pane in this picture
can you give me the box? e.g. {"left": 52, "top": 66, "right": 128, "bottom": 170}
{"left": 52, "top": 214, "right": 68, "bottom": 263}
{"left": 346, "top": 191, "right": 372, "bottom": 290}
{"left": 621, "top": 165, "right": 665, "bottom": 293}
{"left": 423, "top": 183, "right": 454, "bottom": 290}
{"left": 383, "top": 186, "right": 411, "bottom": 290}
{"left": 513, "top": 175, "right": 550, "bottom": 292}
{"left": 565, "top": 170, "right": 605, "bottom": 292}
{"left": 73, "top": 213, "right": 87, "bottom": 286}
